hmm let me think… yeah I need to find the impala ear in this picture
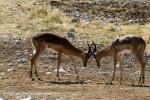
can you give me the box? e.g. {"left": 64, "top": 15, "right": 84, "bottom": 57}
{"left": 87, "top": 41, "right": 90, "bottom": 47}
{"left": 92, "top": 41, "right": 94, "bottom": 45}
{"left": 93, "top": 43, "right": 97, "bottom": 54}
{"left": 90, "top": 42, "right": 97, "bottom": 54}
{"left": 87, "top": 41, "right": 91, "bottom": 53}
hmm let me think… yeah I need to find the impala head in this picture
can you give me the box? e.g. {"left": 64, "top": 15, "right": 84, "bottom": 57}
{"left": 87, "top": 42, "right": 102, "bottom": 67}
{"left": 82, "top": 42, "right": 97, "bottom": 67}
{"left": 93, "top": 50, "right": 102, "bottom": 67}
{"left": 92, "top": 44, "right": 102, "bottom": 67}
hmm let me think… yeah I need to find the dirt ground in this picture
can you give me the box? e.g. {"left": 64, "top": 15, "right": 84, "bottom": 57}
{"left": 0, "top": 0, "right": 150, "bottom": 99}
{"left": 0, "top": 38, "right": 150, "bottom": 100}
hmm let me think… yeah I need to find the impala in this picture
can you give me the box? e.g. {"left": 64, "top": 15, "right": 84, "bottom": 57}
{"left": 94, "top": 35, "right": 146, "bottom": 85}
{"left": 149, "top": 36, "right": 150, "bottom": 43}
{"left": 30, "top": 33, "right": 96, "bottom": 81}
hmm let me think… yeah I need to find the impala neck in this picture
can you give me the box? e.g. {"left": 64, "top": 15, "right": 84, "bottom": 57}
{"left": 69, "top": 46, "right": 85, "bottom": 58}
{"left": 99, "top": 46, "right": 114, "bottom": 57}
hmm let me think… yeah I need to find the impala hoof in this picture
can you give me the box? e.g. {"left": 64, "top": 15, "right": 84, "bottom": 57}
{"left": 31, "top": 78, "right": 35, "bottom": 81}
{"left": 38, "top": 78, "right": 42, "bottom": 81}
{"left": 75, "top": 76, "right": 80, "bottom": 81}
{"left": 138, "top": 82, "right": 144, "bottom": 86}
{"left": 105, "top": 81, "right": 113, "bottom": 85}
{"left": 57, "top": 78, "right": 61, "bottom": 81}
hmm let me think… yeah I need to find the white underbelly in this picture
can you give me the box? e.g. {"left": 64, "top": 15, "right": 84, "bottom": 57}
{"left": 118, "top": 49, "right": 132, "bottom": 56}
{"left": 32, "top": 44, "right": 61, "bottom": 55}
{"left": 117, "top": 50, "right": 132, "bottom": 67}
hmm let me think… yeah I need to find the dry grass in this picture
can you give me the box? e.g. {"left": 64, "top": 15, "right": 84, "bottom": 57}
{"left": 0, "top": 0, "right": 150, "bottom": 44}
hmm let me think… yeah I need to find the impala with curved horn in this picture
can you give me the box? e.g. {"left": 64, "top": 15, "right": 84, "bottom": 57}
{"left": 93, "top": 35, "right": 146, "bottom": 85}
{"left": 30, "top": 33, "right": 96, "bottom": 81}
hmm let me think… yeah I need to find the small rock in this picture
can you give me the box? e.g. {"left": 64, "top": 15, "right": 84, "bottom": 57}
{"left": 126, "top": 65, "right": 133, "bottom": 68}
{"left": 24, "top": 51, "right": 30, "bottom": 55}
{"left": 145, "top": 51, "right": 150, "bottom": 57}
{"left": 32, "top": 0, "right": 37, "bottom": 5}
{"left": 67, "top": 28, "right": 76, "bottom": 38}
{"left": 18, "top": 58, "right": 28, "bottom": 63}
{"left": 8, "top": 36, "right": 16, "bottom": 42}
{"left": 0, "top": 97, "right": 4, "bottom": 100}
{"left": 73, "top": 9, "right": 81, "bottom": 17}
{"left": 67, "top": 28, "right": 76, "bottom": 43}
{"left": 46, "top": 65, "right": 54, "bottom": 71}
{"left": 71, "top": 17, "right": 80, "bottom": 23}
{"left": 4, "top": 59, "right": 11, "bottom": 62}
{"left": 16, "top": 52, "right": 22, "bottom": 56}
{"left": 29, "top": 54, "right": 32, "bottom": 57}
{"left": 0, "top": 72, "right": 5, "bottom": 76}
{"left": 54, "top": 67, "right": 68, "bottom": 75}
{"left": 41, "top": 54, "right": 47, "bottom": 58}
{"left": 0, "top": 72, "right": 5, "bottom": 79}
{"left": 21, "top": 96, "right": 35, "bottom": 100}
{"left": 43, "top": 61, "right": 49, "bottom": 64}
{"left": 0, "top": 64, "right": 3, "bottom": 67}
{"left": 56, "top": 98, "right": 65, "bottom": 100}
{"left": 15, "top": 39, "right": 20, "bottom": 44}
{"left": 24, "top": 50, "right": 30, "bottom": 55}
{"left": 83, "top": 14, "right": 92, "bottom": 22}
{"left": 46, "top": 72, "right": 52, "bottom": 75}
{"left": 98, "top": 69, "right": 110, "bottom": 75}
{"left": 128, "top": 19, "right": 134, "bottom": 23}
{"left": 7, "top": 63, "right": 15, "bottom": 66}
{"left": 0, "top": 77, "right": 3, "bottom": 79}
{"left": 135, "top": 70, "right": 140, "bottom": 74}
{"left": 7, "top": 67, "right": 15, "bottom": 72}
{"left": 49, "top": 52, "right": 57, "bottom": 59}
{"left": 85, "top": 79, "right": 93, "bottom": 83}
{"left": 24, "top": 50, "right": 28, "bottom": 52}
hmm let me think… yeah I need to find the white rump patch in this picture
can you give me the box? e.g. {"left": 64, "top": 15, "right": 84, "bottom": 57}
{"left": 118, "top": 49, "right": 132, "bottom": 58}
{"left": 116, "top": 63, "right": 120, "bottom": 68}
{"left": 33, "top": 49, "right": 36, "bottom": 54}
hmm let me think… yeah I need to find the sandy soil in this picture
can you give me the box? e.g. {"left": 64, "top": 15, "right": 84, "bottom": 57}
{"left": 0, "top": 39, "right": 150, "bottom": 100}
{"left": 0, "top": 0, "right": 150, "bottom": 99}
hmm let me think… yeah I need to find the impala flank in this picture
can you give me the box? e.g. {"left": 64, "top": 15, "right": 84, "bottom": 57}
{"left": 30, "top": 33, "right": 95, "bottom": 81}
{"left": 94, "top": 35, "right": 146, "bottom": 85}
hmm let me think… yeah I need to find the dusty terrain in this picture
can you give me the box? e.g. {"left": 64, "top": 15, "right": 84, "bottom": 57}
{"left": 0, "top": 37, "right": 150, "bottom": 100}
{"left": 1, "top": 0, "right": 150, "bottom": 100}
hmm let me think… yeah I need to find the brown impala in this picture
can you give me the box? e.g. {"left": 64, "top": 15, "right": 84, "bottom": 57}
{"left": 30, "top": 33, "right": 96, "bottom": 81}
{"left": 93, "top": 35, "right": 146, "bottom": 85}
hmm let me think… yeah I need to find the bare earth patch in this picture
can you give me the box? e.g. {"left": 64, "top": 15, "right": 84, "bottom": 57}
{"left": 0, "top": 37, "right": 150, "bottom": 100}
{"left": 1, "top": 0, "right": 150, "bottom": 99}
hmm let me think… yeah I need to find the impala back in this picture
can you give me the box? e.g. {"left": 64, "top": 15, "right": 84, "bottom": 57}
{"left": 112, "top": 35, "right": 146, "bottom": 53}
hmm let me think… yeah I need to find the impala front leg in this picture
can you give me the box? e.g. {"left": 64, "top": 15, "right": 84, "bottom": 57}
{"left": 57, "top": 52, "right": 62, "bottom": 81}
{"left": 70, "top": 56, "right": 79, "bottom": 80}
{"left": 31, "top": 50, "right": 41, "bottom": 81}
{"left": 94, "top": 54, "right": 100, "bottom": 67}
{"left": 118, "top": 55, "right": 123, "bottom": 84}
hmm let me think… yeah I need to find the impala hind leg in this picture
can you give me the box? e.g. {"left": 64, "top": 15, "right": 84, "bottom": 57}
{"left": 31, "top": 44, "right": 46, "bottom": 81}
{"left": 137, "top": 54, "right": 145, "bottom": 85}
{"left": 30, "top": 57, "right": 34, "bottom": 81}
{"left": 34, "top": 57, "right": 41, "bottom": 81}
{"left": 70, "top": 56, "right": 79, "bottom": 80}
{"left": 31, "top": 52, "right": 40, "bottom": 81}
{"left": 110, "top": 54, "right": 118, "bottom": 84}
{"left": 56, "top": 52, "right": 62, "bottom": 81}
